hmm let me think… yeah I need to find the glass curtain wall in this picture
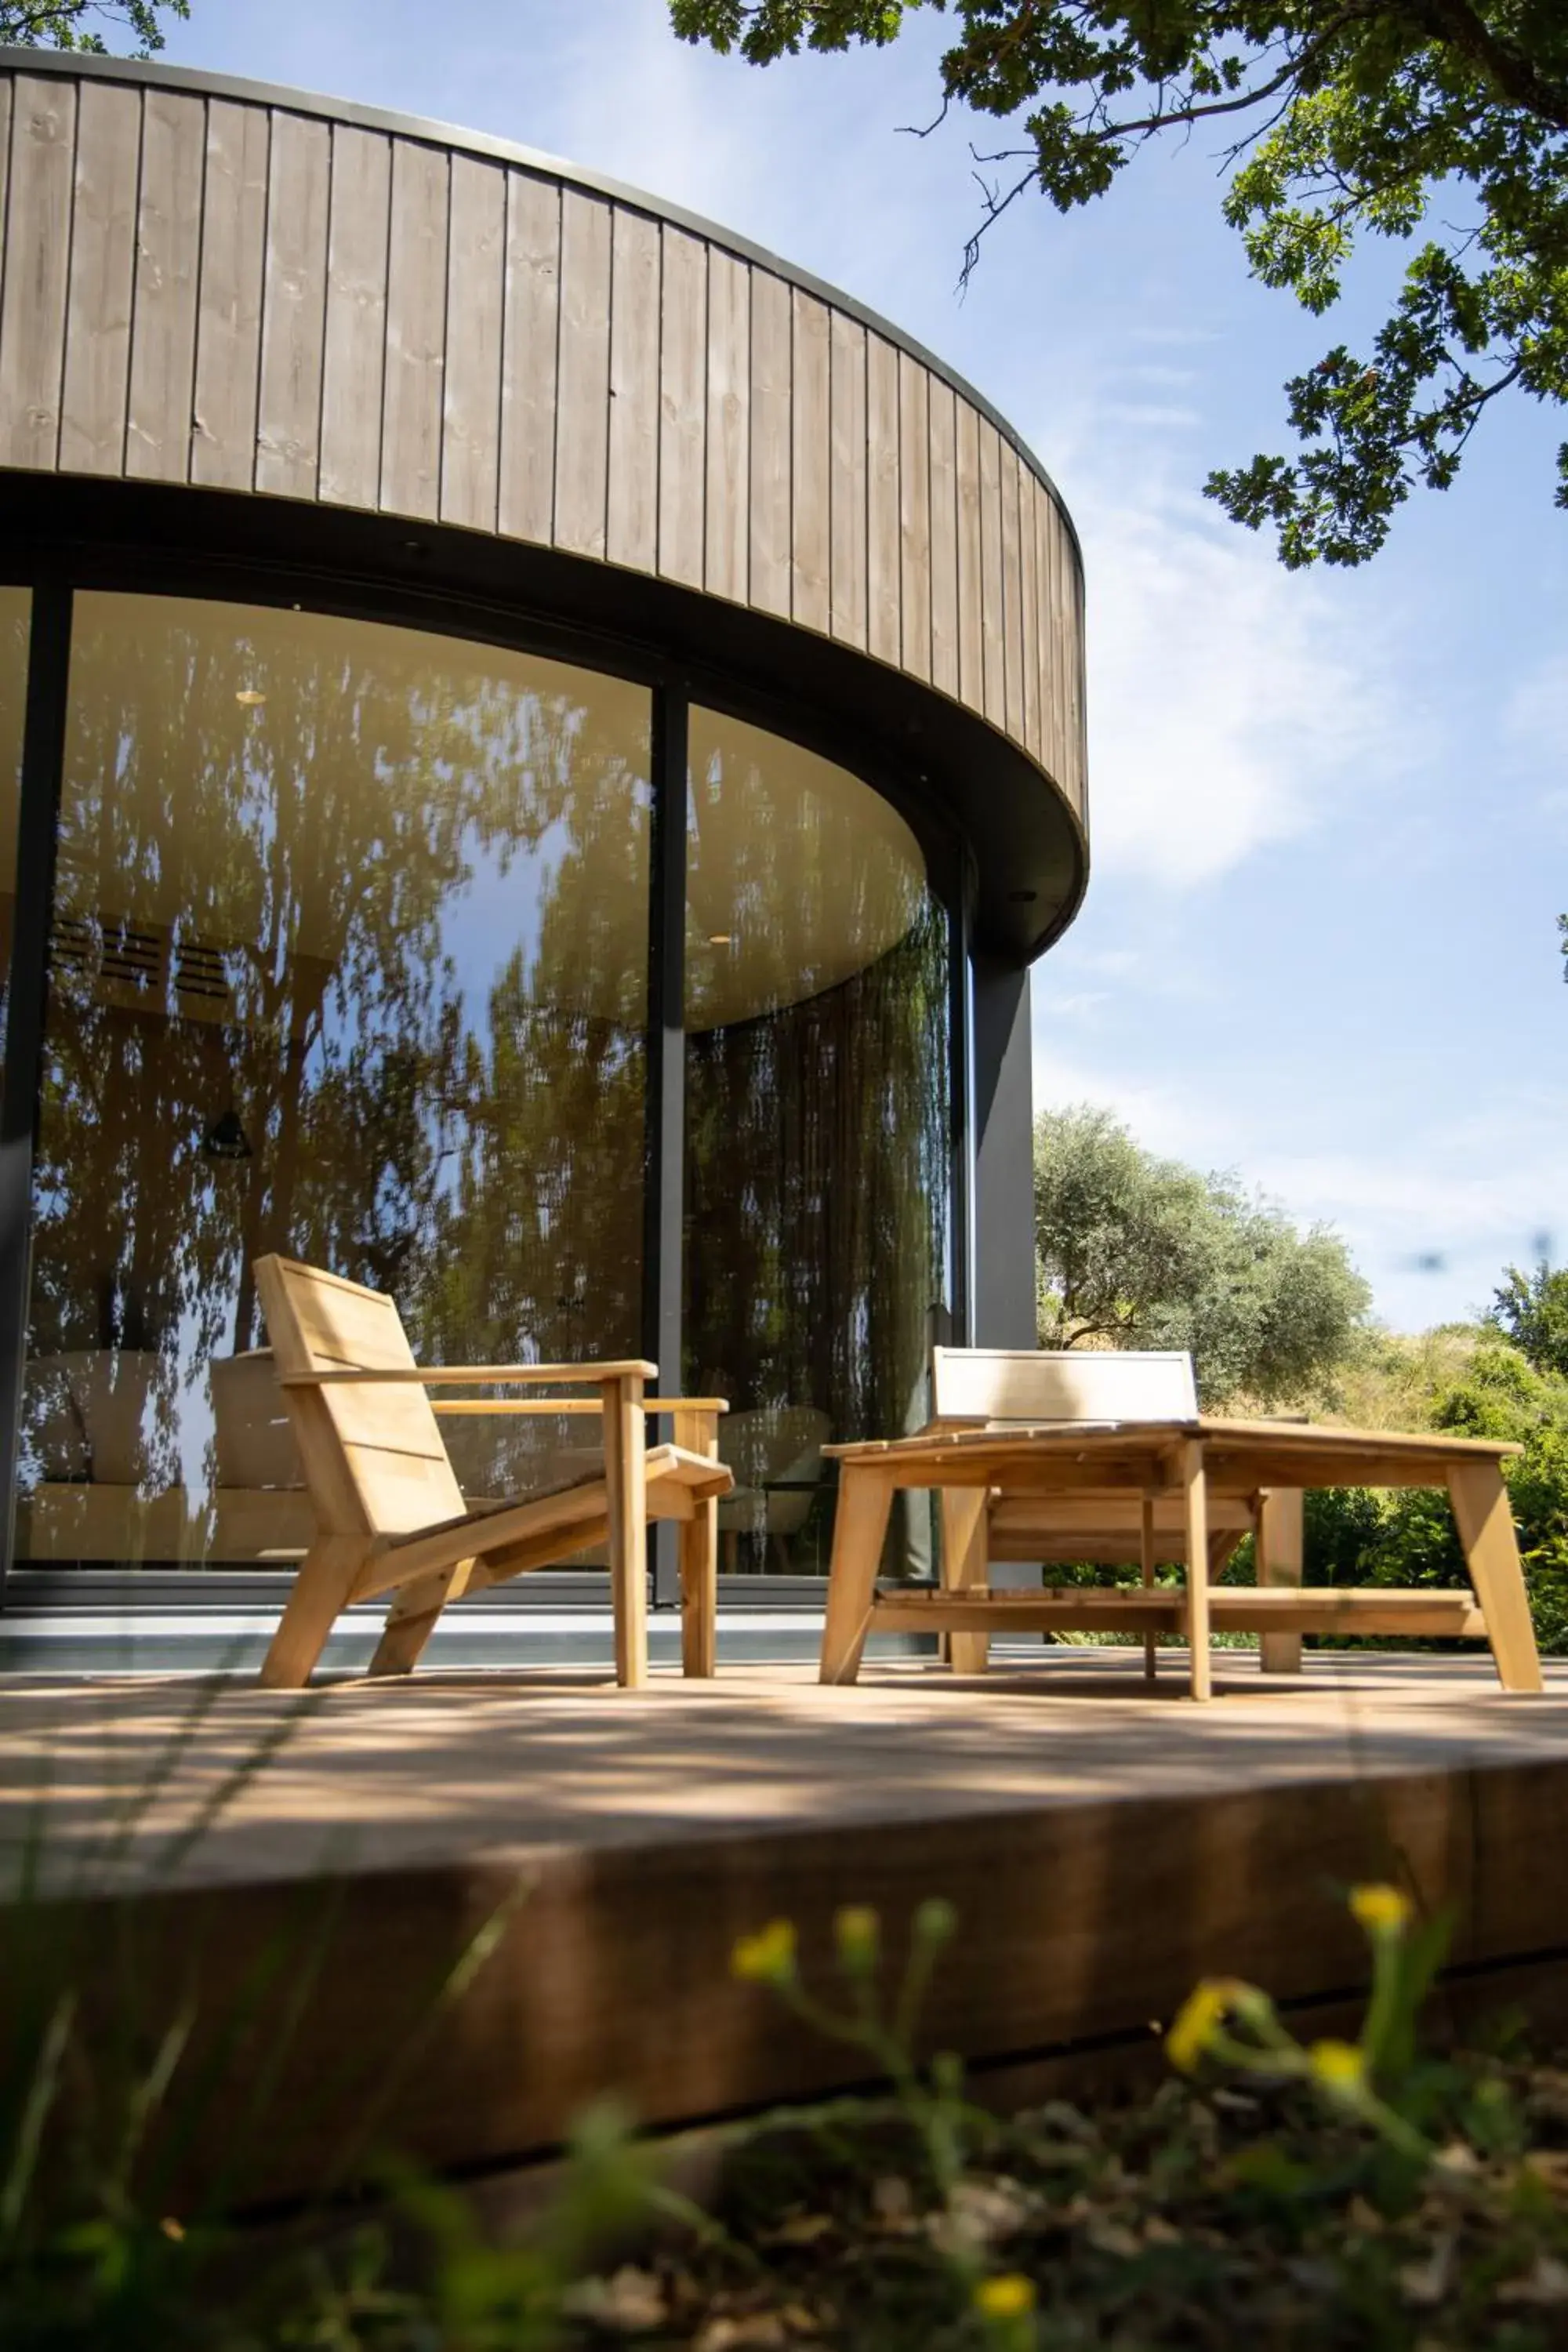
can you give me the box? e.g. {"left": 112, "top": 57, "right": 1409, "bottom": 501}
{"left": 16, "top": 593, "right": 651, "bottom": 1572}
{"left": 682, "top": 707, "right": 952, "bottom": 1577}
{"left": 0, "top": 589, "right": 31, "bottom": 1039}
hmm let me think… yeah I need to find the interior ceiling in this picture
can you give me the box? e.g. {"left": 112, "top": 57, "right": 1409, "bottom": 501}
{"left": 49, "top": 593, "right": 926, "bottom": 1034}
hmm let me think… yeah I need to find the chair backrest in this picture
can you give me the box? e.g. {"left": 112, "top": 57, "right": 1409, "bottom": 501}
{"left": 252, "top": 1255, "right": 466, "bottom": 1537}
{"left": 930, "top": 1345, "right": 1198, "bottom": 1427}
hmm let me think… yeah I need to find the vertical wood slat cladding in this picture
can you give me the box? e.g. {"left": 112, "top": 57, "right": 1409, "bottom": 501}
{"left": 954, "top": 398, "right": 983, "bottom": 714}
{"left": 2, "top": 65, "right": 1087, "bottom": 822}
{"left": 256, "top": 111, "right": 328, "bottom": 497}
{"left": 703, "top": 247, "right": 748, "bottom": 604}
{"left": 59, "top": 79, "right": 139, "bottom": 477}
{"left": 2, "top": 78, "right": 79, "bottom": 472}
{"left": 976, "top": 419, "right": 1006, "bottom": 732}
{"left": 829, "top": 310, "right": 866, "bottom": 650}
{"left": 320, "top": 126, "right": 390, "bottom": 511}
{"left": 499, "top": 170, "right": 559, "bottom": 547}
{"left": 441, "top": 154, "right": 505, "bottom": 533}
{"left": 380, "top": 139, "right": 449, "bottom": 524}
{"left": 192, "top": 100, "right": 268, "bottom": 491}
{"left": 554, "top": 189, "right": 612, "bottom": 561}
{"left": 999, "top": 440, "right": 1024, "bottom": 746}
{"left": 127, "top": 89, "right": 205, "bottom": 484}
{"left": 749, "top": 267, "right": 791, "bottom": 620}
{"left": 659, "top": 226, "right": 706, "bottom": 590}
{"left": 866, "top": 332, "right": 899, "bottom": 668}
{"left": 1, "top": 76, "right": 75, "bottom": 471}
{"left": 898, "top": 352, "right": 931, "bottom": 684}
{"left": 790, "top": 289, "right": 830, "bottom": 634}
{"left": 927, "top": 380, "right": 959, "bottom": 700}
{"left": 607, "top": 205, "right": 659, "bottom": 572}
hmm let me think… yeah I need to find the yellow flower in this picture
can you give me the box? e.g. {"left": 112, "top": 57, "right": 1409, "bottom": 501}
{"left": 1349, "top": 1884, "right": 1412, "bottom": 1936}
{"left": 159, "top": 2216, "right": 185, "bottom": 2242}
{"left": 1308, "top": 2039, "right": 1367, "bottom": 2093}
{"left": 975, "top": 2273, "right": 1036, "bottom": 2320}
{"left": 731, "top": 1919, "right": 798, "bottom": 1985}
{"left": 833, "top": 1904, "right": 880, "bottom": 1971}
{"left": 1165, "top": 1977, "right": 1250, "bottom": 2074}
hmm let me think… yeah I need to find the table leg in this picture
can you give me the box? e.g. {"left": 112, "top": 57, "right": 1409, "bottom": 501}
{"left": 1448, "top": 1461, "right": 1543, "bottom": 1693}
{"left": 941, "top": 1485, "right": 990, "bottom": 1676}
{"left": 1257, "top": 1487, "right": 1304, "bottom": 1675}
{"left": 1181, "top": 1440, "right": 1212, "bottom": 1702}
{"left": 1140, "top": 1494, "right": 1157, "bottom": 1683}
{"left": 820, "top": 1467, "right": 895, "bottom": 1684}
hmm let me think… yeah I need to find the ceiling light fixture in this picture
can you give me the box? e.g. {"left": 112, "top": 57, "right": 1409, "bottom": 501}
{"left": 707, "top": 933, "right": 732, "bottom": 946}
{"left": 234, "top": 688, "right": 267, "bottom": 707}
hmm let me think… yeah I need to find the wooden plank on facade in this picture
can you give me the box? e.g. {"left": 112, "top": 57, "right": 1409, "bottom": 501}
{"left": 954, "top": 397, "right": 983, "bottom": 713}
{"left": 927, "top": 377, "right": 958, "bottom": 699}
{"left": 866, "top": 330, "right": 899, "bottom": 666}
{"left": 256, "top": 109, "right": 329, "bottom": 498}
{"left": 440, "top": 152, "right": 505, "bottom": 533}
{"left": 898, "top": 350, "right": 931, "bottom": 683}
{"left": 192, "top": 99, "right": 268, "bottom": 490}
{"left": 1069, "top": 521, "right": 1087, "bottom": 815}
{"left": 126, "top": 86, "right": 205, "bottom": 483}
{"left": 606, "top": 205, "right": 660, "bottom": 572}
{"left": 999, "top": 437, "right": 1024, "bottom": 743}
{"left": 977, "top": 417, "right": 1006, "bottom": 729}
{"left": 554, "top": 188, "right": 612, "bottom": 560}
{"left": 59, "top": 77, "right": 140, "bottom": 477}
{"left": 1, "top": 75, "right": 77, "bottom": 471}
{"left": 498, "top": 169, "right": 560, "bottom": 547}
{"left": 748, "top": 266, "right": 791, "bottom": 619}
{"left": 380, "top": 139, "right": 449, "bottom": 524}
{"left": 320, "top": 124, "right": 390, "bottom": 510}
{"left": 790, "top": 289, "right": 830, "bottom": 633}
{"left": 1018, "top": 460, "right": 1042, "bottom": 762}
{"left": 659, "top": 225, "right": 707, "bottom": 590}
{"left": 828, "top": 308, "right": 866, "bottom": 649}
{"left": 703, "top": 248, "right": 749, "bottom": 603}
{"left": 1036, "top": 478, "right": 1060, "bottom": 788}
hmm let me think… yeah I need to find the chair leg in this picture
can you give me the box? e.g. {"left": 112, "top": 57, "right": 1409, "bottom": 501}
{"left": 603, "top": 1372, "right": 648, "bottom": 1689}
{"left": 260, "top": 1534, "right": 370, "bottom": 1688}
{"left": 1448, "top": 1461, "right": 1543, "bottom": 1693}
{"left": 941, "top": 1486, "right": 989, "bottom": 1676}
{"left": 368, "top": 1557, "right": 476, "bottom": 1678}
{"left": 1181, "top": 1442, "right": 1213, "bottom": 1703}
{"left": 676, "top": 1406, "right": 720, "bottom": 1679}
{"left": 1257, "top": 1488, "right": 1304, "bottom": 1675}
{"left": 820, "top": 1467, "right": 894, "bottom": 1684}
{"left": 1140, "top": 1494, "right": 1157, "bottom": 1683}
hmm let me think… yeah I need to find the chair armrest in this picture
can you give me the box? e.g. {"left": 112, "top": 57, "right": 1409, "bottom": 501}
{"left": 428, "top": 1392, "right": 730, "bottom": 1419}
{"left": 278, "top": 1359, "right": 659, "bottom": 1388}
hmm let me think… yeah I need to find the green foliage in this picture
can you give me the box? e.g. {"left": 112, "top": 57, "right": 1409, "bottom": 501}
{"left": 1490, "top": 1259, "right": 1568, "bottom": 1380}
{"left": 1033, "top": 1103, "right": 1370, "bottom": 1407}
{"left": 669, "top": 0, "right": 1568, "bottom": 566}
{"left": 0, "top": 2, "right": 187, "bottom": 51}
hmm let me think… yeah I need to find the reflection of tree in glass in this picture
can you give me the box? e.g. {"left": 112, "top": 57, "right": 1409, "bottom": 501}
{"left": 27, "top": 598, "right": 649, "bottom": 1518}
{"left": 684, "top": 897, "right": 951, "bottom": 1561}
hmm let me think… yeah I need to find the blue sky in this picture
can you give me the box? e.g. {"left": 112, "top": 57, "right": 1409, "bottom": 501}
{"left": 154, "top": 0, "right": 1567, "bottom": 1334}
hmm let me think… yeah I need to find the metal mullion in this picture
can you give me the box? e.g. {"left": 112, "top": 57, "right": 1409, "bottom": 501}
{"left": 0, "top": 584, "right": 73, "bottom": 1598}
{"left": 641, "top": 681, "right": 688, "bottom": 1609}
{"left": 949, "top": 858, "right": 975, "bottom": 1348}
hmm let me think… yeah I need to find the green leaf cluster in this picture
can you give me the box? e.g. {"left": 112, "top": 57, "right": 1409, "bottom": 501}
{"left": 1033, "top": 1102, "right": 1370, "bottom": 1406}
{"left": 0, "top": 3, "right": 188, "bottom": 53}
{"left": 670, "top": 1, "right": 1568, "bottom": 565}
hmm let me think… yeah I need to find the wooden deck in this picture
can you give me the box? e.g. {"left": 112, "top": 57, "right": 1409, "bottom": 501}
{"left": 4, "top": 1650, "right": 1568, "bottom": 2209}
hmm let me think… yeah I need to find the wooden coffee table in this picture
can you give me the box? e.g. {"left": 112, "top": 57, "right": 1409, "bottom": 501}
{"left": 818, "top": 1419, "right": 1542, "bottom": 1702}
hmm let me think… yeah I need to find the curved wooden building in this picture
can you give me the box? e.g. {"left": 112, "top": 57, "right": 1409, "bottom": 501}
{"left": 0, "top": 49, "right": 1088, "bottom": 1605}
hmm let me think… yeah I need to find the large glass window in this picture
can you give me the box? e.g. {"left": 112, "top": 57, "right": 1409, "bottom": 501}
{"left": 683, "top": 707, "right": 951, "bottom": 1576}
{"left": 17, "top": 593, "right": 650, "bottom": 1570}
{"left": 0, "top": 588, "right": 30, "bottom": 1041}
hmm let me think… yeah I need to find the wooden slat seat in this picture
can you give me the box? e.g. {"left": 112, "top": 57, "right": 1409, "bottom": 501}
{"left": 253, "top": 1255, "right": 733, "bottom": 1688}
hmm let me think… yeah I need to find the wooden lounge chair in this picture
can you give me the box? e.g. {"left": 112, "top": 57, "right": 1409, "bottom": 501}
{"left": 252, "top": 1255, "right": 733, "bottom": 1689}
{"left": 927, "top": 1345, "right": 1302, "bottom": 1677}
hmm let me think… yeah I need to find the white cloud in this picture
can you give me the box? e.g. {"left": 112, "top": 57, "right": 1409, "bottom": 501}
{"left": 1067, "top": 474, "right": 1407, "bottom": 887}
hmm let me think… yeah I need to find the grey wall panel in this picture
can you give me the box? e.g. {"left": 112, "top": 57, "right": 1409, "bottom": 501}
{"left": 0, "top": 56, "right": 1088, "bottom": 845}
